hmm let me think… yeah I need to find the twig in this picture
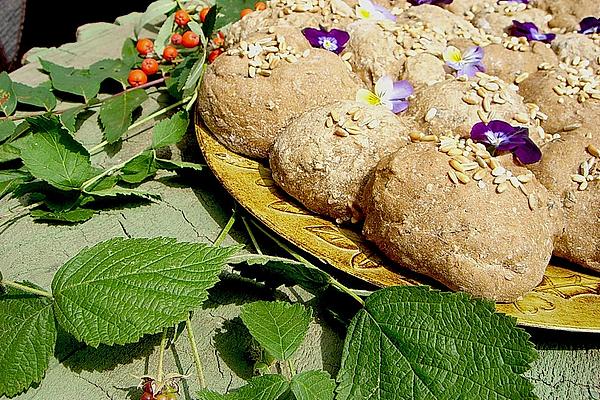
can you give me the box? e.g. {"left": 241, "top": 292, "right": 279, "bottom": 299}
{"left": 185, "top": 315, "right": 206, "bottom": 389}
{"left": 241, "top": 216, "right": 263, "bottom": 255}
{"left": 157, "top": 328, "right": 168, "bottom": 383}
{"left": 0, "top": 280, "right": 53, "bottom": 298}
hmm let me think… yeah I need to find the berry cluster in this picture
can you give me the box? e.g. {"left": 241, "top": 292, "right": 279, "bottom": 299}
{"left": 139, "top": 377, "right": 179, "bottom": 400}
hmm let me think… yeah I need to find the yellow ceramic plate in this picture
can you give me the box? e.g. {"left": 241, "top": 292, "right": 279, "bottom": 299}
{"left": 196, "top": 124, "right": 600, "bottom": 333}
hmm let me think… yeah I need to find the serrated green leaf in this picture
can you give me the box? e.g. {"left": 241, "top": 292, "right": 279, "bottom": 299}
{"left": 232, "top": 375, "right": 290, "bottom": 400}
{"left": 89, "top": 59, "right": 130, "bottom": 87}
{"left": 0, "top": 169, "right": 32, "bottom": 199}
{"left": 336, "top": 286, "right": 538, "bottom": 400}
{"left": 31, "top": 208, "right": 95, "bottom": 223}
{"left": 13, "top": 81, "right": 57, "bottom": 111}
{"left": 59, "top": 105, "right": 87, "bottom": 133}
{"left": 51, "top": 237, "right": 240, "bottom": 346}
{"left": 241, "top": 301, "right": 312, "bottom": 361}
{"left": 166, "top": 56, "right": 197, "bottom": 99}
{"left": 119, "top": 150, "right": 158, "bottom": 183}
{"left": 202, "top": 6, "right": 219, "bottom": 38}
{"left": 19, "top": 116, "right": 99, "bottom": 190}
{"left": 0, "top": 285, "right": 57, "bottom": 398}
{"left": 40, "top": 60, "right": 100, "bottom": 102}
{"left": 151, "top": 111, "right": 190, "bottom": 149}
{"left": 0, "top": 142, "right": 20, "bottom": 163}
{"left": 98, "top": 89, "right": 148, "bottom": 143}
{"left": 290, "top": 370, "right": 335, "bottom": 400}
{"left": 121, "top": 38, "right": 139, "bottom": 68}
{"left": 155, "top": 13, "right": 175, "bottom": 58}
{"left": 197, "top": 390, "right": 227, "bottom": 400}
{"left": 155, "top": 158, "right": 204, "bottom": 171}
{"left": 0, "top": 120, "right": 16, "bottom": 143}
{"left": 228, "top": 254, "right": 331, "bottom": 294}
{"left": 86, "top": 186, "right": 160, "bottom": 202}
{"left": 0, "top": 72, "right": 17, "bottom": 116}
{"left": 183, "top": 58, "right": 206, "bottom": 99}
{"left": 136, "top": 0, "right": 178, "bottom": 35}
{"left": 215, "top": 0, "right": 254, "bottom": 31}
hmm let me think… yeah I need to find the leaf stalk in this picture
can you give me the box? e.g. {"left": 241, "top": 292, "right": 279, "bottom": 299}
{"left": 214, "top": 210, "right": 236, "bottom": 247}
{"left": 186, "top": 315, "right": 206, "bottom": 389}
{"left": 0, "top": 280, "right": 53, "bottom": 298}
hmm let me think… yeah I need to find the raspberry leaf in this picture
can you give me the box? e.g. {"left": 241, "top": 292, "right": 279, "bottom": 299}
{"left": 89, "top": 59, "right": 131, "bottom": 87}
{"left": 0, "top": 170, "right": 31, "bottom": 199}
{"left": 154, "top": 158, "right": 204, "bottom": 171}
{"left": 18, "top": 116, "right": 100, "bottom": 191}
{"left": 59, "top": 105, "right": 87, "bottom": 133}
{"left": 0, "top": 120, "right": 16, "bottom": 143}
{"left": 198, "top": 375, "right": 290, "bottom": 400}
{"left": 240, "top": 301, "right": 312, "bottom": 361}
{"left": 119, "top": 150, "right": 159, "bottom": 183}
{"left": 336, "top": 286, "right": 538, "bottom": 400}
{"left": 0, "top": 72, "right": 17, "bottom": 117}
{"left": 98, "top": 89, "right": 148, "bottom": 143}
{"left": 40, "top": 60, "right": 101, "bottom": 103}
{"left": 0, "top": 285, "right": 57, "bottom": 398}
{"left": 154, "top": 13, "right": 175, "bottom": 58}
{"left": 30, "top": 208, "right": 95, "bottom": 223}
{"left": 151, "top": 111, "right": 190, "bottom": 149}
{"left": 136, "top": 0, "right": 178, "bottom": 35}
{"left": 51, "top": 237, "right": 240, "bottom": 347}
{"left": 290, "top": 370, "right": 335, "bottom": 400}
{"left": 13, "top": 81, "right": 57, "bottom": 111}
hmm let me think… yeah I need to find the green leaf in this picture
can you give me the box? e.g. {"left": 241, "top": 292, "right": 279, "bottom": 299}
{"left": 19, "top": 116, "right": 99, "bottom": 190}
{"left": 51, "top": 237, "right": 240, "bottom": 346}
{"left": 197, "top": 390, "right": 227, "bottom": 400}
{"left": 119, "top": 150, "right": 158, "bottom": 183}
{"left": 215, "top": 0, "right": 254, "bottom": 31}
{"left": 336, "top": 286, "right": 538, "bottom": 400}
{"left": 166, "top": 56, "right": 197, "bottom": 99}
{"left": 151, "top": 111, "right": 190, "bottom": 149}
{"left": 155, "top": 158, "right": 204, "bottom": 171}
{"left": 232, "top": 375, "right": 290, "bottom": 400}
{"left": 98, "top": 89, "right": 148, "bottom": 143}
{"left": 202, "top": 5, "right": 219, "bottom": 38}
{"left": 89, "top": 59, "right": 131, "bottom": 87}
{"left": 0, "top": 120, "right": 16, "bottom": 143}
{"left": 0, "top": 142, "right": 21, "bottom": 163}
{"left": 0, "top": 169, "right": 32, "bottom": 199}
{"left": 0, "top": 72, "right": 17, "bottom": 116}
{"left": 155, "top": 13, "right": 175, "bottom": 58}
{"left": 86, "top": 186, "right": 160, "bottom": 202}
{"left": 121, "top": 38, "right": 139, "bottom": 68}
{"left": 31, "top": 208, "right": 95, "bottom": 223}
{"left": 228, "top": 254, "right": 331, "bottom": 294}
{"left": 240, "top": 301, "right": 312, "bottom": 361}
{"left": 183, "top": 58, "right": 206, "bottom": 99}
{"left": 13, "top": 81, "right": 57, "bottom": 111}
{"left": 0, "top": 285, "right": 57, "bottom": 398}
{"left": 136, "top": 0, "right": 178, "bottom": 35}
{"left": 59, "top": 105, "right": 87, "bottom": 133}
{"left": 40, "top": 60, "right": 100, "bottom": 102}
{"left": 290, "top": 370, "right": 335, "bottom": 400}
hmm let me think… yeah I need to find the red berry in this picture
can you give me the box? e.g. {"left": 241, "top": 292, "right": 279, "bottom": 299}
{"left": 142, "top": 381, "right": 154, "bottom": 394}
{"left": 136, "top": 38, "right": 154, "bottom": 56}
{"left": 162, "top": 46, "right": 178, "bottom": 62}
{"left": 181, "top": 31, "right": 200, "bottom": 48}
{"left": 212, "top": 32, "right": 224, "bottom": 47}
{"left": 208, "top": 48, "right": 223, "bottom": 63}
{"left": 255, "top": 1, "right": 267, "bottom": 10}
{"left": 171, "top": 33, "right": 183, "bottom": 45}
{"left": 128, "top": 69, "right": 148, "bottom": 87}
{"left": 240, "top": 8, "right": 253, "bottom": 18}
{"left": 154, "top": 395, "right": 168, "bottom": 400}
{"left": 199, "top": 7, "right": 211, "bottom": 22}
{"left": 141, "top": 58, "right": 159, "bottom": 75}
{"left": 140, "top": 392, "right": 154, "bottom": 400}
{"left": 174, "top": 9, "right": 191, "bottom": 26}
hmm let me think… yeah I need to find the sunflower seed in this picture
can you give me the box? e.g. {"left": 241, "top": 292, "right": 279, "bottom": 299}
{"left": 409, "top": 131, "right": 424, "bottom": 141}
{"left": 448, "top": 170, "right": 459, "bottom": 184}
{"left": 334, "top": 127, "right": 348, "bottom": 137}
{"left": 571, "top": 174, "right": 586, "bottom": 183}
{"left": 325, "top": 116, "right": 334, "bottom": 128}
{"left": 456, "top": 171, "right": 470, "bottom": 184}
{"left": 579, "top": 181, "right": 589, "bottom": 191}
{"left": 462, "top": 95, "right": 479, "bottom": 105}
{"left": 421, "top": 134, "right": 438, "bottom": 142}
{"left": 367, "top": 119, "right": 380, "bottom": 129}
{"left": 473, "top": 169, "right": 486, "bottom": 181}
{"left": 330, "top": 110, "right": 341, "bottom": 122}
{"left": 514, "top": 113, "right": 529, "bottom": 124}
{"left": 587, "top": 144, "right": 600, "bottom": 158}
{"left": 482, "top": 96, "right": 492, "bottom": 112}
{"left": 491, "top": 166, "right": 506, "bottom": 177}
{"left": 517, "top": 174, "right": 532, "bottom": 183}
{"left": 515, "top": 72, "right": 529, "bottom": 84}
{"left": 493, "top": 175, "right": 507, "bottom": 184}
{"left": 449, "top": 159, "right": 466, "bottom": 173}
{"left": 528, "top": 194, "right": 538, "bottom": 210}
{"left": 425, "top": 107, "right": 438, "bottom": 122}
{"left": 496, "top": 182, "right": 508, "bottom": 193}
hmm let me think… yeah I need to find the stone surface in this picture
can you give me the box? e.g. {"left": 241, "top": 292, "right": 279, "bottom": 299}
{"left": 1, "top": 11, "right": 599, "bottom": 400}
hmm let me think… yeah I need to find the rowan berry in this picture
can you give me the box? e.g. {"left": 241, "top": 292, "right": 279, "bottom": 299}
{"left": 208, "top": 48, "right": 223, "bottom": 63}
{"left": 212, "top": 31, "right": 225, "bottom": 47}
{"left": 136, "top": 38, "right": 154, "bottom": 56}
{"left": 199, "top": 7, "right": 211, "bottom": 22}
{"left": 140, "top": 391, "right": 153, "bottom": 400}
{"left": 181, "top": 31, "right": 200, "bottom": 48}
{"left": 162, "top": 46, "right": 178, "bottom": 62}
{"left": 128, "top": 69, "right": 148, "bottom": 87}
{"left": 141, "top": 58, "right": 159, "bottom": 75}
{"left": 255, "top": 2, "right": 267, "bottom": 10}
{"left": 171, "top": 33, "right": 183, "bottom": 45}
{"left": 174, "top": 9, "right": 191, "bottom": 26}
{"left": 240, "top": 8, "right": 253, "bottom": 18}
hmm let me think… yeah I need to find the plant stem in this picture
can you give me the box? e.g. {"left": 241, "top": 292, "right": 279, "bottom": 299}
{"left": 214, "top": 210, "right": 236, "bottom": 247}
{"left": 80, "top": 153, "right": 139, "bottom": 191}
{"left": 87, "top": 96, "right": 191, "bottom": 155}
{"left": 157, "top": 328, "right": 168, "bottom": 383}
{"left": 241, "top": 216, "right": 263, "bottom": 255}
{"left": 118, "top": 77, "right": 165, "bottom": 95}
{"left": 1, "top": 280, "right": 53, "bottom": 298}
{"left": 185, "top": 315, "right": 206, "bottom": 389}
{"left": 248, "top": 219, "right": 366, "bottom": 306}
{"left": 287, "top": 359, "right": 296, "bottom": 378}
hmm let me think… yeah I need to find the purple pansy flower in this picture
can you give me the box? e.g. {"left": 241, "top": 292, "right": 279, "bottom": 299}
{"left": 470, "top": 120, "right": 541, "bottom": 164}
{"left": 509, "top": 20, "right": 556, "bottom": 43}
{"left": 355, "top": 0, "right": 396, "bottom": 22}
{"left": 498, "top": 0, "right": 528, "bottom": 3}
{"left": 443, "top": 46, "right": 485, "bottom": 77}
{"left": 408, "top": 0, "right": 453, "bottom": 5}
{"left": 302, "top": 28, "right": 350, "bottom": 54}
{"left": 579, "top": 17, "right": 600, "bottom": 35}
{"left": 356, "top": 76, "right": 414, "bottom": 113}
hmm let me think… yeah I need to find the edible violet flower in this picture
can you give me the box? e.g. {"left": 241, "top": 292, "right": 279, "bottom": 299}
{"left": 443, "top": 46, "right": 485, "bottom": 78}
{"left": 302, "top": 28, "right": 350, "bottom": 54}
{"left": 356, "top": 75, "right": 413, "bottom": 113}
{"left": 497, "top": 0, "right": 528, "bottom": 3}
{"left": 579, "top": 17, "right": 600, "bottom": 35}
{"left": 408, "top": 0, "right": 452, "bottom": 5}
{"left": 355, "top": 0, "right": 396, "bottom": 22}
{"left": 509, "top": 20, "right": 555, "bottom": 43}
{"left": 470, "top": 120, "right": 541, "bottom": 164}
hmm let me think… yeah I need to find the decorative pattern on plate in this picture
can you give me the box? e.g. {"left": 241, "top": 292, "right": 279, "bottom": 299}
{"left": 197, "top": 124, "right": 600, "bottom": 332}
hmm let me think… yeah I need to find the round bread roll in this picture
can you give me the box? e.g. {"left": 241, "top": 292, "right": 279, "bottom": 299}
{"left": 362, "top": 141, "right": 554, "bottom": 301}
{"left": 270, "top": 100, "right": 413, "bottom": 223}
{"left": 532, "top": 0, "right": 600, "bottom": 31}
{"left": 404, "top": 74, "right": 533, "bottom": 140}
{"left": 471, "top": 5, "right": 550, "bottom": 37}
{"left": 198, "top": 27, "right": 361, "bottom": 159}
{"left": 483, "top": 42, "right": 557, "bottom": 84}
{"left": 401, "top": 52, "right": 446, "bottom": 88}
{"left": 528, "top": 132, "right": 600, "bottom": 272}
